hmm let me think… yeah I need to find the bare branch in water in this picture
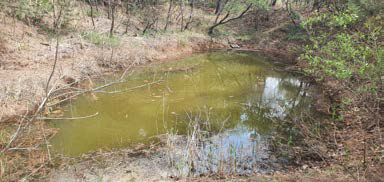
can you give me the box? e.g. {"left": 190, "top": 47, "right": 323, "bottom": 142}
{"left": 37, "top": 112, "right": 99, "bottom": 120}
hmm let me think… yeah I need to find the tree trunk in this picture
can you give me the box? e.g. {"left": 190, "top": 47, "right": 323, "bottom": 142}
{"left": 286, "top": 0, "right": 297, "bottom": 25}
{"left": 88, "top": 0, "right": 96, "bottom": 29}
{"left": 164, "top": 0, "right": 173, "bottom": 31}
{"left": 214, "top": 0, "right": 222, "bottom": 14}
{"left": 184, "top": 0, "right": 195, "bottom": 31}
{"left": 208, "top": 3, "right": 252, "bottom": 35}
{"left": 109, "top": 0, "right": 116, "bottom": 37}
{"left": 180, "top": 1, "right": 185, "bottom": 31}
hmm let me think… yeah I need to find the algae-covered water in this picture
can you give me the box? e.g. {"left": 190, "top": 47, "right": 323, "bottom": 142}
{"left": 50, "top": 52, "right": 311, "bottom": 157}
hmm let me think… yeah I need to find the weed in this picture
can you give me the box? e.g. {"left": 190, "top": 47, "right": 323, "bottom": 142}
{"left": 82, "top": 31, "right": 120, "bottom": 47}
{"left": 86, "top": 9, "right": 101, "bottom": 17}
{"left": 237, "top": 35, "right": 251, "bottom": 41}
{"left": 284, "top": 24, "right": 307, "bottom": 41}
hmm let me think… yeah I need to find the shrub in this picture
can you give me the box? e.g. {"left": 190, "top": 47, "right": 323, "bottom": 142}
{"left": 15, "top": 0, "right": 53, "bottom": 25}
{"left": 300, "top": 4, "right": 383, "bottom": 90}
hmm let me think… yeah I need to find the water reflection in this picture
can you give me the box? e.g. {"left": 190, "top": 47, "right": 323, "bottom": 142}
{"left": 50, "top": 52, "right": 312, "bottom": 160}
{"left": 178, "top": 74, "right": 312, "bottom": 175}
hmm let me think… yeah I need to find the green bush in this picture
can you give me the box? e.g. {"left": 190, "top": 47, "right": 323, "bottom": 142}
{"left": 284, "top": 24, "right": 307, "bottom": 41}
{"left": 300, "top": 4, "right": 383, "bottom": 89}
{"left": 237, "top": 35, "right": 251, "bottom": 41}
{"left": 15, "top": 0, "right": 53, "bottom": 25}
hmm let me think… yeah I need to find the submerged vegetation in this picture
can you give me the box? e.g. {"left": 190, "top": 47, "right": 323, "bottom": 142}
{"left": 0, "top": 0, "right": 383, "bottom": 181}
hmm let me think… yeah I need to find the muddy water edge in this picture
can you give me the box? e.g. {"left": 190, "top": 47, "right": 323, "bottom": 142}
{"left": 49, "top": 51, "right": 323, "bottom": 180}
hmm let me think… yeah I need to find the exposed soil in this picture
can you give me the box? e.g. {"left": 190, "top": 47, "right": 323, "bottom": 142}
{"left": 0, "top": 12, "right": 224, "bottom": 123}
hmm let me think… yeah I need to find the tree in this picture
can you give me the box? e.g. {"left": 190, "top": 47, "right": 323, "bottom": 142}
{"left": 183, "top": 0, "right": 195, "bottom": 31}
{"left": 86, "top": 0, "right": 97, "bottom": 29}
{"left": 164, "top": 0, "right": 174, "bottom": 31}
{"left": 105, "top": 0, "right": 121, "bottom": 37}
{"left": 208, "top": 0, "right": 254, "bottom": 35}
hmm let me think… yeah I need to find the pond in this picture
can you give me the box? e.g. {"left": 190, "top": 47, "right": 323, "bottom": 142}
{"left": 50, "top": 51, "right": 313, "bottom": 170}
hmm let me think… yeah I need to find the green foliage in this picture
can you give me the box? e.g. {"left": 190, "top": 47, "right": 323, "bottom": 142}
{"left": 284, "top": 24, "right": 307, "bottom": 41}
{"left": 222, "top": 0, "right": 268, "bottom": 13}
{"left": 301, "top": 5, "right": 360, "bottom": 30}
{"left": 354, "top": 0, "right": 384, "bottom": 15}
{"left": 236, "top": 35, "right": 251, "bottom": 41}
{"left": 254, "top": 0, "right": 270, "bottom": 11}
{"left": 86, "top": 8, "right": 101, "bottom": 17}
{"left": 300, "top": 4, "right": 383, "bottom": 89}
{"left": 15, "top": 0, "right": 53, "bottom": 24}
{"left": 55, "top": 0, "right": 75, "bottom": 30}
{"left": 82, "top": 31, "right": 120, "bottom": 47}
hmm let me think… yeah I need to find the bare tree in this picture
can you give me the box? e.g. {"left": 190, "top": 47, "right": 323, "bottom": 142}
{"left": 183, "top": 0, "right": 195, "bottom": 31}
{"left": 208, "top": 0, "right": 253, "bottom": 35}
{"left": 109, "top": 0, "right": 120, "bottom": 37}
{"left": 164, "top": 0, "right": 174, "bottom": 31}
{"left": 87, "top": 0, "right": 97, "bottom": 29}
{"left": 179, "top": 0, "right": 185, "bottom": 31}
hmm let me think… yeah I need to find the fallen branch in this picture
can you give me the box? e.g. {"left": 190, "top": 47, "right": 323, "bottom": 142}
{"left": 37, "top": 112, "right": 99, "bottom": 120}
{"left": 48, "top": 80, "right": 163, "bottom": 106}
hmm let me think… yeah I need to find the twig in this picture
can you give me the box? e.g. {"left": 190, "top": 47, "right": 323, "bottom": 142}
{"left": 7, "top": 147, "right": 38, "bottom": 151}
{"left": 40, "top": 125, "right": 52, "bottom": 163}
{"left": 45, "top": 37, "right": 60, "bottom": 96}
{"left": 48, "top": 80, "right": 163, "bottom": 106}
{"left": 37, "top": 112, "right": 99, "bottom": 120}
{"left": 0, "top": 111, "right": 29, "bottom": 155}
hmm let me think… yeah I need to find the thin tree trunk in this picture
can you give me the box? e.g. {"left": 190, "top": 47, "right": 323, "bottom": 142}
{"left": 184, "top": 0, "right": 194, "bottom": 31}
{"left": 88, "top": 0, "right": 96, "bottom": 29}
{"left": 208, "top": 3, "right": 252, "bottom": 35}
{"left": 107, "top": 0, "right": 111, "bottom": 19}
{"left": 110, "top": 1, "right": 115, "bottom": 37}
{"left": 215, "top": 0, "right": 222, "bottom": 14}
{"left": 286, "top": 0, "right": 297, "bottom": 25}
{"left": 180, "top": 1, "right": 185, "bottom": 31}
{"left": 164, "top": 0, "right": 173, "bottom": 31}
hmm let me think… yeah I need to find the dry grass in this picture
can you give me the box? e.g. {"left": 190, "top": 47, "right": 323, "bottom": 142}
{"left": 0, "top": 121, "right": 58, "bottom": 181}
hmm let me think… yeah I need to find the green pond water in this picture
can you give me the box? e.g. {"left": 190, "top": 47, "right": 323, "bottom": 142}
{"left": 50, "top": 52, "right": 312, "bottom": 157}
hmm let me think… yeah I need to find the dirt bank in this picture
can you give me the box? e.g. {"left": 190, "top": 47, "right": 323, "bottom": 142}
{"left": 0, "top": 12, "right": 224, "bottom": 122}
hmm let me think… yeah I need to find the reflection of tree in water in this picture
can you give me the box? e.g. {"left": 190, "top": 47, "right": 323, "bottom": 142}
{"left": 277, "top": 79, "right": 312, "bottom": 116}
{"left": 240, "top": 76, "right": 312, "bottom": 135}
{"left": 241, "top": 103, "right": 273, "bottom": 135}
{"left": 168, "top": 74, "right": 313, "bottom": 138}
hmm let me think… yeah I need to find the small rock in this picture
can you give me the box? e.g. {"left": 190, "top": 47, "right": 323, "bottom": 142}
{"left": 229, "top": 43, "right": 240, "bottom": 48}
